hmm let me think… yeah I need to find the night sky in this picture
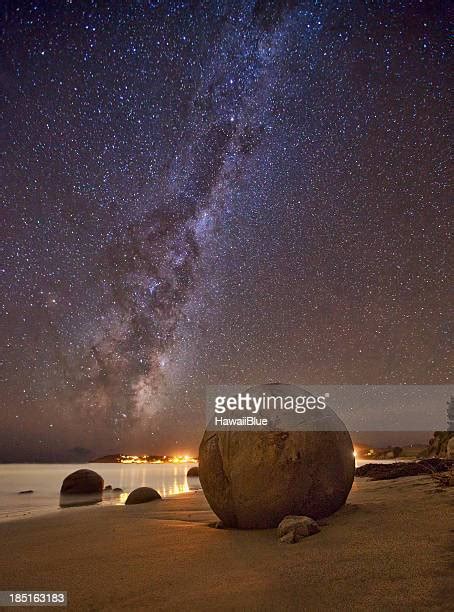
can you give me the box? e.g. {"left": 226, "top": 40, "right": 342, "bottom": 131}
{"left": 2, "top": 1, "right": 452, "bottom": 461}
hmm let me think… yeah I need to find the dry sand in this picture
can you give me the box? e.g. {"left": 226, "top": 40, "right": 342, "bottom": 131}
{"left": 0, "top": 475, "right": 452, "bottom": 611}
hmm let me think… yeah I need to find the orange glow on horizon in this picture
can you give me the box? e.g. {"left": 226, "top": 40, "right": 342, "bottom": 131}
{"left": 119, "top": 454, "right": 197, "bottom": 465}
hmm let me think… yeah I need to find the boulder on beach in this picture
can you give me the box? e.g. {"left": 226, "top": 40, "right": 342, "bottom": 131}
{"left": 278, "top": 515, "right": 320, "bottom": 543}
{"left": 60, "top": 469, "right": 104, "bottom": 495}
{"left": 447, "top": 437, "right": 454, "bottom": 459}
{"left": 187, "top": 466, "right": 199, "bottom": 477}
{"left": 199, "top": 384, "right": 355, "bottom": 529}
{"left": 125, "top": 487, "right": 161, "bottom": 505}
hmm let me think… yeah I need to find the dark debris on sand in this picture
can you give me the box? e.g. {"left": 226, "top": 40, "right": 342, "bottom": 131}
{"left": 355, "top": 458, "right": 454, "bottom": 480}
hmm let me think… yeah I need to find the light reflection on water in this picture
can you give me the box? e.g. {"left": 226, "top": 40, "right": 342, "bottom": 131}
{"left": 102, "top": 463, "right": 198, "bottom": 505}
{"left": 1, "top": 459, "right": 402, "bottom": 520}
{"left": 0, "top": 463, "right": 200, "bottom": 520}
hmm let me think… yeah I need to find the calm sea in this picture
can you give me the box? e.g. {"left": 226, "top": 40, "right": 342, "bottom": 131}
{"left": 0, "top": 459, "right": 401, "bottom": 522}
{"left": 0, "top": 463, "right": 201, "bottom": 522}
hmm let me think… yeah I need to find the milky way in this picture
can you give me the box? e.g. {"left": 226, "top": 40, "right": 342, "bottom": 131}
{"left": 2, "top": 1, "right": 452, "bottom": 460}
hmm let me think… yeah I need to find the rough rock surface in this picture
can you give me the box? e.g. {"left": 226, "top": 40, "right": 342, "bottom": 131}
{"left": 424, "top": 431, "right": 454, "bottom": 458}
{"left": 60, "top": 469, "right": 104, "bottom": 495}
{"left": 125, "top": 487, "right": 161, "bottom": 505}
{"left": 447, "top": 437, "right": 454, "bottom": 459}
{"left": 355, "top": 458, "right": 454, "bottom": 480}
{"left": 199, "top": 385, "right": 355, "bottom": 529}
{"left": 278, "top": 515, "right": 320, "bottom": 543}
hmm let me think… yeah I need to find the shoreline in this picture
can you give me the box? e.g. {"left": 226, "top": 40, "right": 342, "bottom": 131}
{"left": 0, "top": 459, "right": 419, "bottom": 525}
{"left": 0, "top": 488, "right": 203, "bottom": 525}
{"left": 0, "top": 475, "right": 452, "bottom": 611}
{"left": 0, "top": 458, "right": 446, "bottom": 526}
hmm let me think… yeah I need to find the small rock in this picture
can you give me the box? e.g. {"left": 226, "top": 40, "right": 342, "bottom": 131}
{"left": 18, "top": 490, "right": 34, "bottom": 495}
{"left": 113, "top": 487, "right": 123, "bottom": 493}
{"left": 279, "top": 531, "right": 295, "bottom": 544}
{"left": 278, "top": 515, "right": 320, "bottom": 544}
{"left": 104, "top": 485, "right": 112, "bottom": 491}
{"left": 187, "top": 466, "right": 199, "bottom": 477}
{"left": 125, "top": 487, "right": 161, "bottom": 505}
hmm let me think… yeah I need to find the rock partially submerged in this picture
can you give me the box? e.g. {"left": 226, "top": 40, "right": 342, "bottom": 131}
{"left": 60, "top": 469, "right": 104, "bottom": 495}
{"left": 60, "top": 469, "right": 104, "bottom": 508}
{"left": 355, "top": 458, "right": 454, "bottom": 480}
{"left": 278, "top": 516, "right": 320, "bottom": 543}
{"left": 18, "top": 490, "right": 34, "bottom": 494}
{"left": 187, "top": 466, "right": 199, "bottom": 477}
{"left": 125, "top": 487, "right": 161, "bottom": 505}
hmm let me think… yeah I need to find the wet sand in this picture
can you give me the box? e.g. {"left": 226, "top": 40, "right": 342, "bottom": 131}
{"left": 0, "top": 475, "right": 452, "bottom": 611}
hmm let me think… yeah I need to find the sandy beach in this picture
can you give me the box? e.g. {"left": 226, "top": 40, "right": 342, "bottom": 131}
{"left": 0, "top": 475, "right": 452, "bottom": 612}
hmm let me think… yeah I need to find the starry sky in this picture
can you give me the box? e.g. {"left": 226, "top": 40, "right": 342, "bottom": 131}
{"left": 2, "top": 0, "right": 452, "bottom": 461}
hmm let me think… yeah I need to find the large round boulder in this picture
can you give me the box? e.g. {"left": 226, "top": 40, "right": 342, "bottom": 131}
{"left": 125, "top": 487, "right": 161, "bottom": 505}
{"left": 187, "top": 466, "right": 199, "bottom": 477}
{"left": 199, "top": 384, "right": 355, "bottom": 529}
{"left": 60, "top": 469, "right": 104, "bottom": 495}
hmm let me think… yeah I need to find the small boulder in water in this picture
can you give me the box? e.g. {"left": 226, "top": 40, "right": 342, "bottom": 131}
{"left": 104, "top": 485, "right": 112, "bottom": 491}
{"left": 125, "top": 487, "right": 161, "bottom": 505}
{"left": 60, "top": 469, "right": 104, "bottom": 507}
{"left": 278, "top": 516, "right": 320, "bottom": 543}
{"left": 60, "top": 469, "right": 104, "bottom": 495}
{"left": 187, "top": 466, "right": 199, "bottom": 477}
{"left": 18, "top": 490, "right": 34, "bottom": 495}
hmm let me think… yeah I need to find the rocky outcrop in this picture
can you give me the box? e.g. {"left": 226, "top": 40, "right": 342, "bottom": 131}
{"left": 125, "top": 487, "right": 161, "bottom": 505}
{"left": 422, "top": 432, "right": 454, "bottom": 458}
{"left": 356, "top": 458, "right": 454, "bottom": 480}
{"left": 446, "top": 436, "right": 454, "bottom": 459}
{"left": 277, "top": 516, "right": 320, "bottom": 543}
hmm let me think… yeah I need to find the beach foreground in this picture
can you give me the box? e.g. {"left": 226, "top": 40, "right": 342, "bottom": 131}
{"left": 0, "top": 476, "right": 452, "bottom": 611}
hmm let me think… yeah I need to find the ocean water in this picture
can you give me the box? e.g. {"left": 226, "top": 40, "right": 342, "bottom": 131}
{"left": 0, "top": 459, "right": 404, "bottom": 522}
{"left": 0, "top": 463, "right": 201, "bottom": 522}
